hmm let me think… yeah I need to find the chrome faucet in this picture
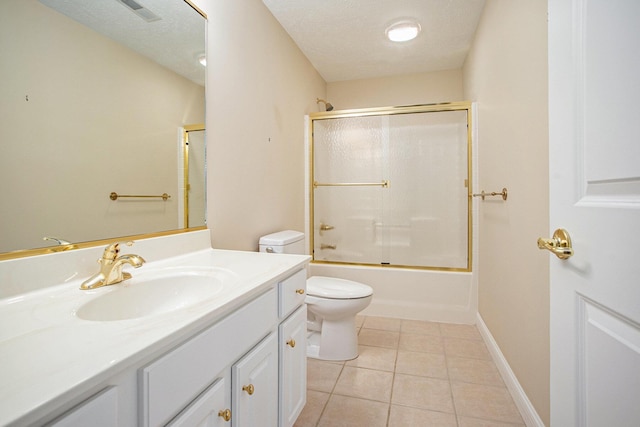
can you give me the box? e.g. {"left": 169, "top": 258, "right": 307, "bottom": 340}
{"left": 80, "top": 241, "right": 146, "bottom": 290}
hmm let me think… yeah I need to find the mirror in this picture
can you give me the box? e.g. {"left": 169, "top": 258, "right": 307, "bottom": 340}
{"left": 0, "top": 0, "right": 206, "bottom": 258}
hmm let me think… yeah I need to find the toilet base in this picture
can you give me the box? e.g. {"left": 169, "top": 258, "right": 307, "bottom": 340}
{"left": 305, "top": 319, "right": 360, "bottom": 361}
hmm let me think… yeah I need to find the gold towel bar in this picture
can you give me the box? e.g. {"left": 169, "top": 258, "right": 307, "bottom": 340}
{"left": 472, "top": 188, "right": 508, "bottom": 201}
{"left": 110, "top": 192, "right": 171, "bottom": 201}
{"left": 313, "top": 180, "right": 389, "bottom": 188}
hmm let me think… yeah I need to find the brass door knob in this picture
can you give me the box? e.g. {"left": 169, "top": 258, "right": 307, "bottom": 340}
{"left": 295, "top": 289, "right": 305, "bottom": 295}
{"left": 287, "top": 339, "right": 296, "bottom": 348}
{"left": 218, "top": 409, "right": 231, "bottom": 422}
{"left": 537, "top": 228, "right": 574, "bottom": 259}
{"left": 242, "top": 384, "right": 255, "bottom": 395}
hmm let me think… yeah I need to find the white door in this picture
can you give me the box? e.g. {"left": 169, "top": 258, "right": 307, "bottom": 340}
{"left": 548, "top": 1, "right": 640, "bottom": 426}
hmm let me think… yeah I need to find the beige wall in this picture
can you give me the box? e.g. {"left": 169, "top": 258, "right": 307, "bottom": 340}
{"left": 201, "top": 0, "right": 326, "bottom": 251}
{"left": 327, "top": 69, "right": 464, "bottom": 110}
{"left": 0, "top": 0, "right": 204, "bottom": 253}
{"left": 463, "top": 0, "right": 550, "bottom": 424}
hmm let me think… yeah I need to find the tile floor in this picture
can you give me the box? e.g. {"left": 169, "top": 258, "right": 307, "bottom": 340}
{"left": 294, "top": 315, "right": 525, "bottom": 427}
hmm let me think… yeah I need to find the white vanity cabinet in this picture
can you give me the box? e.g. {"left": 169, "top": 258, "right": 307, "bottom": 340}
{"left": 139, "top": 267, "right": 308, "bottom": 427}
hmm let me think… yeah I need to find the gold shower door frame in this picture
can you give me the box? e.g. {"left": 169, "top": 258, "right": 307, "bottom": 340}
{"left": 308, "top": 102, "right": 473, "bottom": 272}
{"left": 182, "top": 124, "right": 205, "bottom": 229}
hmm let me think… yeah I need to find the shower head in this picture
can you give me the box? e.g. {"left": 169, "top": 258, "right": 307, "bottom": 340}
{"left": 316, "top": 98, "right": 334, "bottom": 111}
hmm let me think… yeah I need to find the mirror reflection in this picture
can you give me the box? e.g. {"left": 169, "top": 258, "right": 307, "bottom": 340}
{"left": 0, "top": 0, "right": 206, "bottom": 255}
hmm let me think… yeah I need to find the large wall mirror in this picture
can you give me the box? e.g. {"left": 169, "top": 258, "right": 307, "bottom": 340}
{"left": 0, "top": 0, "right": 206, "bottom": 259}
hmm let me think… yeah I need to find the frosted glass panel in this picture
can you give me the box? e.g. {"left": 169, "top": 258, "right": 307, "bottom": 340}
{"left": 312, "top": 108, "right": 470, "bottom": 270}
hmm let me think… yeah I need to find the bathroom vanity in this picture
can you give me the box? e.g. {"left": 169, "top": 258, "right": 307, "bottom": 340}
{"left": 0, "top": 231, "right": 310, "bottom": 426}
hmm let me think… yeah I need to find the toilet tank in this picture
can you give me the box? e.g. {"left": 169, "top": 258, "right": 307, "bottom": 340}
{"left": 259, "top": 230, "right": 305, "bottom": 254}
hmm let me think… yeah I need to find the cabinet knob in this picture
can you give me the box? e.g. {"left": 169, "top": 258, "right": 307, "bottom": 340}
{"left": 242, "top": 384, "right": 255, "bottom": 395}
{"left": 295, "top": 289, "right": 305, "bottom": 295}
{"left": 218, "top": 409, "right": 231, "bottom": 422}
{"left": 287, "top": 339, "right": 296, "bottom": 348}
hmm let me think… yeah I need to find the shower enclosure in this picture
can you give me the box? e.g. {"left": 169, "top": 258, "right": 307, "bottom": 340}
{"left": 310, "top": 102, "right": 472, "bottom": 271}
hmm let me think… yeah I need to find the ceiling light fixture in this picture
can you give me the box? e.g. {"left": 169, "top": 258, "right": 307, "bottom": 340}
{"left": 385, "top": 20, "right": 421, "bottom": 42}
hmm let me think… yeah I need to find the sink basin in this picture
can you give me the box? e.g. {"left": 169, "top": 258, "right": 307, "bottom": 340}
{"left": 76, "top": 267, "right": 238, "bottom": 321}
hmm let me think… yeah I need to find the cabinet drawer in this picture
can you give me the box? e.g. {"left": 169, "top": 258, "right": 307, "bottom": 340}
{"left": 48, "top": 387, "right": 117, "bottom": 427}
{"left": 140, "top": 288, "right": 277, "bottom": 427}
{"left": 278, "top": 269, "right": 306, "bottom": 319}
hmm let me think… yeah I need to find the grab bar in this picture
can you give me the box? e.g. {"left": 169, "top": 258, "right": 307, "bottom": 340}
{"left": 313, "top": 180, "right": 389, "bottom": 188}
{"left": 110, "top": 192, "right": 171, "bottom": 201}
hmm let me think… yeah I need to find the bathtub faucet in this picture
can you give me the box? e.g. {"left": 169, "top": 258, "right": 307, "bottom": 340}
{"left": 80, "top": 241, "right": 146, "bottom": 290}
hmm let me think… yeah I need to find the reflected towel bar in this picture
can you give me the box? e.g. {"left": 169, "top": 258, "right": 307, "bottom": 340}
{"left": 110, "top": 192, "right": 171, "bottom": 201}
{"left": 471, "top": 188, "right": 508, "bottom": 201}
{"left": 313, "top": 180, "right": 389, "bottom": 188}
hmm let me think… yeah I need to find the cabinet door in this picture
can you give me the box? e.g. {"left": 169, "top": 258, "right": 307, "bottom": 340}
{"left": 279, "top": 305, "right": 307, "bottom": 427}
{"left": 168, "top": 373, "right": 231, "bottom": 427}
{"left": 232, "top": 333, "right": 278, "bottom": 427}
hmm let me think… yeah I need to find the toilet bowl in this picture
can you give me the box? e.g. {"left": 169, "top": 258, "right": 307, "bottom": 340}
{"left": 305, "top": 276, "right": 373, "bottom": 360}
{"left": 259, "top": 230, "right": 374, "bottom": 361}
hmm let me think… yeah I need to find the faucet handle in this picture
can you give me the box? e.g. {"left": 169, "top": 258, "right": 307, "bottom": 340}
{"left": 102, "top": 241, "right": 134, "bottom": 260}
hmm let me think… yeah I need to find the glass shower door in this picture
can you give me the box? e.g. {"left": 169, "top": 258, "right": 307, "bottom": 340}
{"left": 384, "top": 111, "right": 469, "bottom": 269}
{"left": 313, "top": 115, "right": 387, "bottom": 264}
{"left": 311, "top": 104, "right": 471, "bottom": 270}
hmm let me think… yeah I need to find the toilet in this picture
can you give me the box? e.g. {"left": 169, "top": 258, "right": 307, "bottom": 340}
{"left": 259, "top": 230, "right": 373, "bottom": 361}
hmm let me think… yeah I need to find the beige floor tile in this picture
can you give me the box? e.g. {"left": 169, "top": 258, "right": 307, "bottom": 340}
{"left": 396, "top": 350, "right": 448, "bottom": 379}
{"left": 392, "top": 373, "right": 454, "bottom": 413}
{"left": 399, "top": 332, "right": 444, "bottom": 354}
{"left": 447, "top": 357, "right": 504, "bottom": 386}
{"left": 401, "top": 319, "right": 442, "bottom": 336}
{"left": 362, "top": 316, "right": 402, "bottom": 331}
{"left": 299, "top": 319, "right": 526, "bottom": 427}
{"left": 318, "top": 395, "right": 389, "bottom": 427}
{"left": 444, "top": 337, "right": 491, "bottom": 360}
{"left": 452, "top": 382, "right": 523, "bottom": 424}
{"left": 307, "top": 359, "right": 343, "bottom": 393}
{"left": 358, "top": 328, "right": 400, "bottom": 349}
{"left": 346, "top": 345, "right": 397, "bottom": 372}
{"left": 333, "top": 366, "right": 394, "bottom": 402}
{"left": 388, "top": 405, "right": 457, "bottom": 427}
{"left": 294, "top": 390, "right": 330, "bottom": 427}
{"left": 458, "top": 416, "right": 526, "bottom": 427}
{"left": 440, "top": 323, "right": 482, "bottom": 340}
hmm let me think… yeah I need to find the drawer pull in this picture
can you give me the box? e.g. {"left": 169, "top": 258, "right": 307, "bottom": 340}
{"left": 295, "top": 289, "right": 305, "bottom": 295}
{"left": 287, "top": 339, "right": 296, "bottom": 348}
{"left": 242, "top": 384, "right": 255, "bottom": 395}
{"left": 218, "top": 409, "right": 231, "bottom": 422}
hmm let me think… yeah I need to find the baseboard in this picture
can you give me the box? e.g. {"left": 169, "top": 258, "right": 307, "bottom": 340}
{"left": 476, "top": 313, "right": 545, "bottom": 427}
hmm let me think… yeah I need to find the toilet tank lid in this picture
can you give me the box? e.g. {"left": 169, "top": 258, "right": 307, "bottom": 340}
{"left": 307, "top": 276, "right": 373, "bottom": 299}
{"left": 259, "top": 230, "right": 304, "bottom": 246}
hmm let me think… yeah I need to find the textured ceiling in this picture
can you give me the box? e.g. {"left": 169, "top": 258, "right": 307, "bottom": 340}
{"left": 38, "top": 0, "right": 205, "bottom": 86}
{"left": 262, "top": 0, "right": 486, "bottom": 82}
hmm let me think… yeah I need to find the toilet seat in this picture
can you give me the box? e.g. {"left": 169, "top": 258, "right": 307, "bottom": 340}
{"left": 307, "top": 276, "right": 373, "bottom": 299}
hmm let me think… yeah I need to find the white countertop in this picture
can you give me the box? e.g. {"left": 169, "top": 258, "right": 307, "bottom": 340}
{"left": 0, "top": 242, "right": 309, "bottom": 426}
